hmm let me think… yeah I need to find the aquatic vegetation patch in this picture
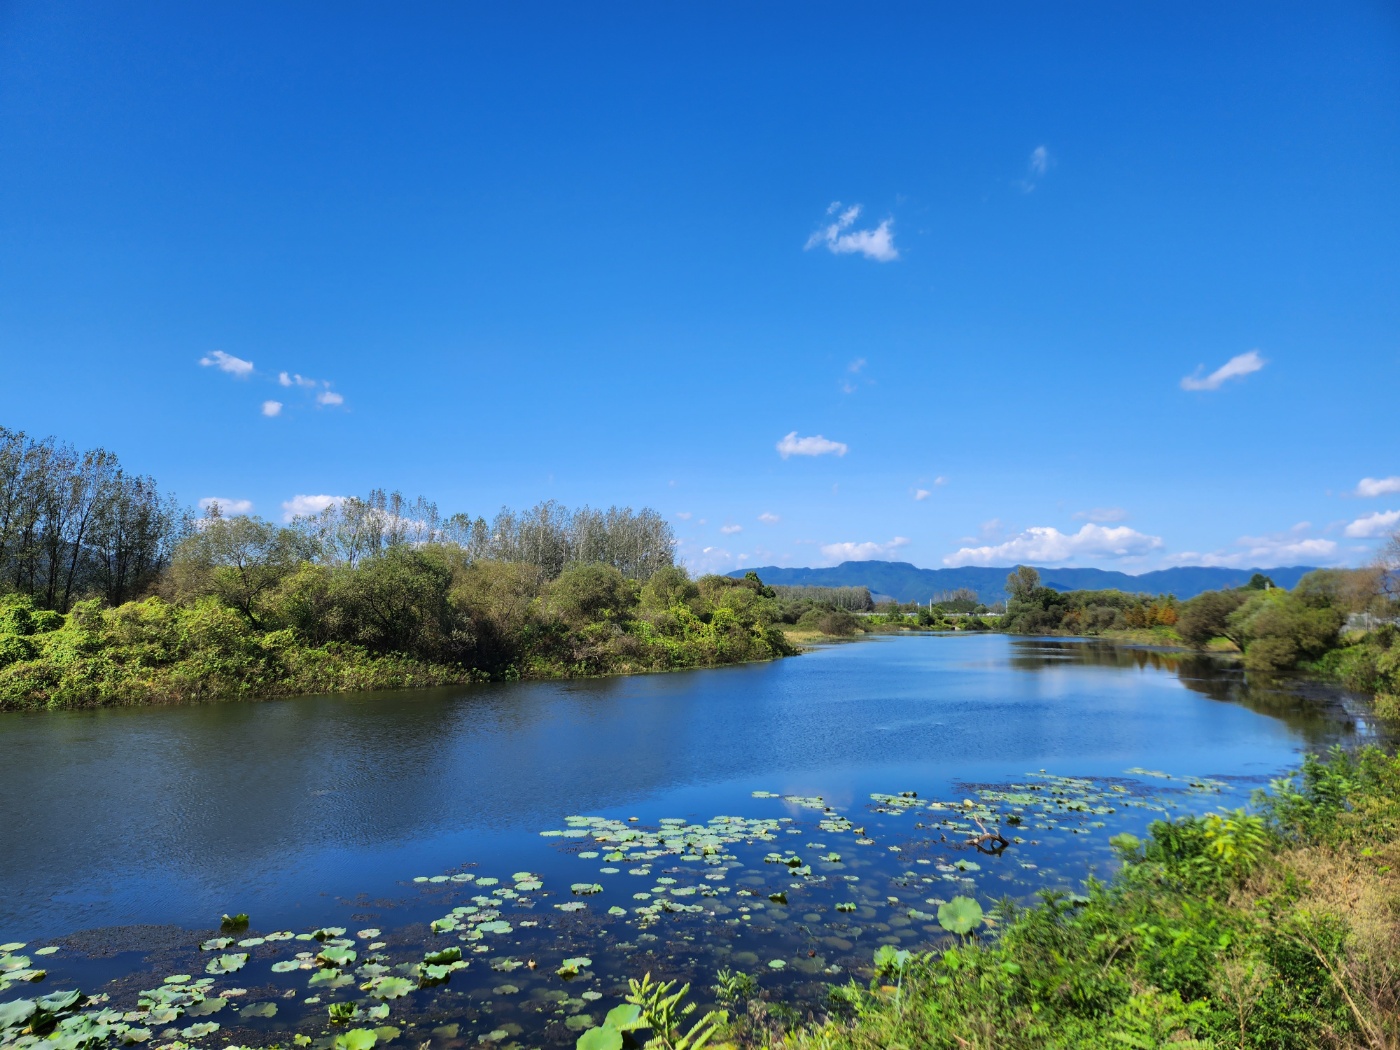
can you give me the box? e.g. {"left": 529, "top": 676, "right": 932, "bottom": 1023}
{"left": 0, "top": 766, "right": 1260, "bottom": 1050}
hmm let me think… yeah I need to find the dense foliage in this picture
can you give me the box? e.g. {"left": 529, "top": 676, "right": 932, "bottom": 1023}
{"left": 0, "top": 426, "right": 794, "bottom": 710}
{"left": 775, "top": 746, "right": 1400, "bottom": 1050}
{"left": 1001, "top": 565, "right": 1181, "bottom": 637}
{"left": 0, "top": 554, "right": 794, "bottom": 710}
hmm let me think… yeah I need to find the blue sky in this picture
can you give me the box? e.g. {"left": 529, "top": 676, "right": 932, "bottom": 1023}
{"left": 2, "top": 3, "right": 1398, "bottom": 574}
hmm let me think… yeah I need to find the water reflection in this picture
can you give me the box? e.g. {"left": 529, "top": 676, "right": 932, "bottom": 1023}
{"left": 0, "top": 633, "right": 1372, "bottom": 940}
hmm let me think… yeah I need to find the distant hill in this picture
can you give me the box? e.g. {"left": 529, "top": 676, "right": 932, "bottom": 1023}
{"left": 727, "top": 561, "right": 1319, "bottom": 603}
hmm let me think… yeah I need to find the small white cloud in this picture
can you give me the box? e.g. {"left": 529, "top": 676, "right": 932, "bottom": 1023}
{"left": 1180, "top": 350, "right": 1265, "bottom": 392}
{"left": 758, "top": 512, "right": 780, "bottom": 524}
{"left": 1356, "top": 476, "right": 1400, "bottom": 498}
{"left": 262, "top": 400, "right": 283, "bottom": 417}
{"left": 1345, "top": 509, "right": 1400, "bottom": 538}
{"left": 1018, "top": 146, "right": 1053, "bottom": 191}
{"left": 776, "top": 431, "right": 848, "bottom": 458}
{"left": 279, "top": 371, "right": 319, "bottom": 389}
{"left": 281, "top": 494, "right": 345, "bottom": 521}
{"left": 934, "top": 476, "right": 947, "bottom": 486}
{"left": 804, "top": 202, "right": 899, "bottom": 262}
{"left": 943, "top": 524, "right": 1163, "bottom": 567}
{"left": 1073, "top": 506, "right": 1128, "bottom": 522}
{"left": 199, "top": 350, "right": 254, "bottom": 377}
{"left": 848, "top": 357, "right": 867, "bottom": 373}
{"left": 198, "top": 496, "right": 254, "bottom": 516}
{"left": 317, "top": 390, "right": 345, "bottom": 406}
{"left": 821, "top": 536, "right": 910, "bottom": 563}
{"left": 675, "top": 511, "right": 693, "bottom": 521}
{"left": 913, "top": 489, "right": 931, "bottom": 501}
{"left": 720, "top": 524, "right": 743, "bottom": 535}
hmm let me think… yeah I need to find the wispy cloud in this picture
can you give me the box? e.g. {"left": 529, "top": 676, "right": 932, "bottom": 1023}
{"left": 720, "top": 524, "right": 743, "bottom": 535}
{"left": 199, "top": 350, "right": 254, "bottom": 377}
{"left": 821, "top": 536, "right": 910, "bottom": 563}
{"left": 1018, "top": 145, "right": 1053, "bottom": 191}
{"left": 1356, "top": 476, "right": 1400, "bottom": 498}
{"left": 1344, "top": 510, "right": 1400, "bottom": 539}
{"left": 1073, "top": 506, "right": 1128, "bottom": 522}
{"left": 805, "top": 202, "right": 899, "bottom": 262}
{"left": 262, "top": 400, "right": 283, "bottom": 417}
{"left": 913, "top": 489, "right": 931, "bottom": 501}
{"left": 317, "top": 390, "right": 345, "bottom": 407}
{"left": 198, "top": 496, "right": 254, "bottom": 516}
{"left": 281, "top": 494, "right": 345, "bottom": 522}
{"left": 943, "top": 523, "right": 1163, "bottom": 567}
{"left": 1180, "top": 350, "right": 1265, "bottom": 392}
{"left": 1167, "top": 523, "right": 1339, "bottom": 568}
{"left": 758, "top": 512, "right": 780, "bottom": 524}
{"left": 848, "top": 358, "right": 867, "bottom": 373}
{"left": 279, "top": 372, "right": 319, "bottom": 389}
{"left": 777, "top": 431, "right": 848, "bottom": 459}
{"left": 675, "top": 511, "right": 693, "bottom": 521}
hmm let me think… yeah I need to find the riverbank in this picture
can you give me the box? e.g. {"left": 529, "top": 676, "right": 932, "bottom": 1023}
{"left": 702, "top": 745, "right": 1400, "bottom": 1050}
{"left": 0, "top": 570, "right": 795, "bottom": 711}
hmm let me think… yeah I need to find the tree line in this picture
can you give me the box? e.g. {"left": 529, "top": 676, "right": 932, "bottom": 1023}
{"left": 0, "top": 426, "right": 794, "bottom": 710}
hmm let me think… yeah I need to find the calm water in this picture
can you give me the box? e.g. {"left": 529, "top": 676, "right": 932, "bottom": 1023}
{"left": 0, "top": 634, "right": 1375, "bottom": 1047}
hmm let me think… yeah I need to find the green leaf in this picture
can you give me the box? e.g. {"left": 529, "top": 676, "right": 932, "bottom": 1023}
{"left": 317, "top": 947, "right": 357, "bottom": 968}
{"left": 205, "top": 952, "right": 248, "bottom": 975}
{"left": 937, "top": 896, "right": 984, "bottom": 935}
{"left": 0, "top": 999, "right": 36, "bottom": 1031}
{"left": 333, "top": 1028, "right": 378, "bottom": 1050}
{"left": 364, "top": 976, "right": 415, "bottom": 1000}
{"left": 602, "top": 1003, "right": 643, "bottom": 1032}
{"left": 576, "top": 1027, "right": 623, "bottom": 1050}
{"left": 240, "top": 1002, "right": 278, "bottom": 1019}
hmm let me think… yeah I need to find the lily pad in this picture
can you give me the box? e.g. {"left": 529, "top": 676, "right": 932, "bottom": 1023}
{"left": 333, "top": 1029, "right": 378, "bottom": 1050}
{"left": 205, "top": 953, "right": 248, "bottom": 975}
{"left": 937, "top": 895, "right": 984, "bottom": 935}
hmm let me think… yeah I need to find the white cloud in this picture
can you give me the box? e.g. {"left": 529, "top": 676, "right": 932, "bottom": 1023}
{"left": 198, "top": 496, "right": 254, "bottom": 516}
{"left": 804, "top": 202, "right": 899, "bottom": 262}
{"left": 848, "top": 357, "right": 867, "bottom": 373}
{"left": 1167, "top": 524, "right": 1340, "bottom": 568}
{"left": 281, "top": 494, "right": 345, "bottom": 521}
{"left": 758, "top": 512, "right": 780, "bottom": 524}
{"left": 1356, "top": 476, "right": 1400, "bottom": 498}
{"left": 942, "top": 523, "right": 1163, "bottom": 567}
{"left": 913, "top": 489, "right": 931, "bottom": 501}
{"left": 821, "top": 536, "right": 910, "bottom": 563}
{"left": 1073, "top": 506, "right": 1128, "bottom": 522}
{"left": 1344, "top": 509, "right": 1400, "bottom": 538}
{"left": 675, "top": 511, "right": 693, "bottom": 521}
{"left": 317, "top": 390, "right": 345, "bottom": 406}
{"left": 279, "top": 371, "right": 319, "bottom": 388}
{"left": 199, "top": 350, "right": 254, "bottom": 377}
{"left": 776, "top": 431, "right": 848, "bottom": 458}
{"left": 1180, "top": 350, "right": 1265, "bottom": 392}
{"left": 262, "top": 400, "right": 283, "bottom": 417}
{"left": 1018, "top": 146, "right": 1053, "bottom": 191}
{"left": 934, "top": 476, "right": 947, "bottom": 486}
{"left": 720, "top": 524, "right": 743, "bottom": 535}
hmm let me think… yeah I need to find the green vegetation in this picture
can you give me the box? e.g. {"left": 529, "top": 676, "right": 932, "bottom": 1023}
{"left": 1002, "top": 565, "right": 1182, "bottom": 638}
{"left": 0, "top": 426, "right": 793, "bottom": 710}
{"left": 765, "top": 746, "right": 1400, "bottom": 1050}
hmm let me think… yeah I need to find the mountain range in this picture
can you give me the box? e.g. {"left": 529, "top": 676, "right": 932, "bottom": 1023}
{"left": 729, "top": 561, "right": 1319, "bottom": 603}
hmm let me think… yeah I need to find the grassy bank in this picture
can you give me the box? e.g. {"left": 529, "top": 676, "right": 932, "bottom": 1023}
{"left": 761, "top": 745, "right": 1400, "bottom": 1050}
{"left": 0, "top": 565, "right": 795, "bottom": 711}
